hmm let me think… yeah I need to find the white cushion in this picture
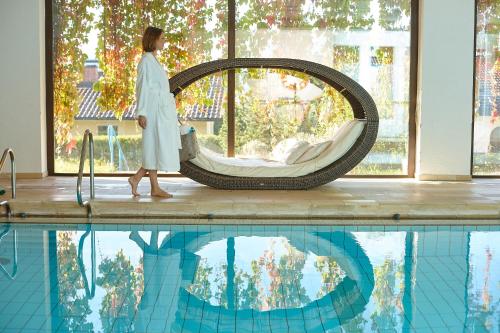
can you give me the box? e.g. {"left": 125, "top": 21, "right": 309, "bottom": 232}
{"left": 271, "top": 138, "right": 299, "bottom": 161}
{"left": 314, "top": 119, "right": 364, "bottom": 162}
{"left": 190, "top": 119, "right": 366, "bottom": 177}
{"left": 333, "top": 119, "right": 358, "bottom": 138}
{"left": 293, "top": 140, "right": 332, "bottom": 164}
{"left": 283, "top": 140, "right": 310, "bottom": 164}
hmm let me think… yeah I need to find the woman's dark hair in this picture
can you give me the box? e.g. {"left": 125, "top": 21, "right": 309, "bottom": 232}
{"left": 142, "top": 26, "right": 163, "bottom": 52}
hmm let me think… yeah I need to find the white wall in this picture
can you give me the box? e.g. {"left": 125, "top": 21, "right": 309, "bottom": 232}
{"left": 0, "top": 0, "right": 47, "bottom": 177}
{"left": 0, "top": 0, "right": 478, "bottom": 179}
{"left": 415, "top": 0, "right": 475, "bottom": 180}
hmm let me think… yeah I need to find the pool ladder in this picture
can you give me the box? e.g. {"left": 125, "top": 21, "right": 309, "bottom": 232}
{"left": 0, "top": 225, "right": 17, "bottom": 280}
{"left": 76, "top": 129, "right": 95, "bottom": 218}
{"left": 77, "top": 225, "right": 96, "bottom": 298}
{"left": 0, "top": 148, "right": 16, "bottom": 218}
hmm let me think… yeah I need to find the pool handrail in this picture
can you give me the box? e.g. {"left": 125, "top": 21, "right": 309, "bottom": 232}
{"left": 0, "top": 148, "right": 16, "bottom": 217}
{"left": 77, "top": 226, "right": 96, "bottom": 299}
{"left": 76, "top": 129, "right": 95, "bottom": 215}
{"left": 0, "top": 225, "right": 18, "bottom": 280}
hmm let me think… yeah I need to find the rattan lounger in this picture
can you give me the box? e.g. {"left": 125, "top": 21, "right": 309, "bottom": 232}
{"left": 169, "top": 58, "right": 379, "bottom": 190}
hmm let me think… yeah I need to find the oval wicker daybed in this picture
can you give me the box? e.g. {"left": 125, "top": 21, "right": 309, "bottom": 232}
{"left": 169, "top": 58, "right": 379, "bottom": 190}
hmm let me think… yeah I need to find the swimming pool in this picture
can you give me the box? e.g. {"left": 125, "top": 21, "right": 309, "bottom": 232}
{"left": 0, "top": 223, "right": 498, "bottom": 333}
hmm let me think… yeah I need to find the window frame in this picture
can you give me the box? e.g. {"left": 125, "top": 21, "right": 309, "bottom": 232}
{"left": 45, "top": 0, "right": 419, "bottom": 178}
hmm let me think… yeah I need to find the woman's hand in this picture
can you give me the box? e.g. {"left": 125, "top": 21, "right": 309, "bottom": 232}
{"left": 138, "top": 116, "right": 147, "bottom": 129}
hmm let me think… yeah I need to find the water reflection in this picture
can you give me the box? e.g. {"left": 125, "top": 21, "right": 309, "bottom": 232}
{"left": 0, "top": 225, "right": 17, "bottom": 280}
{"left": 185, "top": 235, "right": 349, "bottom": 310}
{"left": 174, "top": 231, "right": 374, "bottom": 332}
{"left": 0, "top": 224, "right": 498, "bottom": 333}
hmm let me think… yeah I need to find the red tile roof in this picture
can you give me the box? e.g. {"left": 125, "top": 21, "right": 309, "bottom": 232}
{"left": 75, "top": 75, "right": 224, "bottom": 121}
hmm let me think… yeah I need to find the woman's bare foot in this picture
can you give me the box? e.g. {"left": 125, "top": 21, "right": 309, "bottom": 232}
{"left": 151, "top": 188, "right": 173, "bottom": 198}
{"left": 128, "top": 176, "right": 140, "bottom": 197}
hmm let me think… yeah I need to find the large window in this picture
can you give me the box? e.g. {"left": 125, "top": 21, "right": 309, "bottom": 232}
{"left": 48, "top": 0, "right": 228, "bottom": 173}
{"left": 473, "top": 0, "right": 500, "bottom": 176}
{"left": 234, "top": 0, "right": 413, "bottom": 175}
{"left": 47, "top": 0, "right": 415, "bottom": 175}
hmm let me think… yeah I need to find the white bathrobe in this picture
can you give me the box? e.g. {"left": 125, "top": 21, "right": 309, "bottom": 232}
{"left": 135, "top": 52, "right": 182, "bottom": 171}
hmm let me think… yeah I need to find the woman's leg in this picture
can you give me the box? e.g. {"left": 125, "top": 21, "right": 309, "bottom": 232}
{"left": 149, "top": 170, "right": 173, "bottom": 198}
{"left": 128, "top": 167, "right": 147, "bottom": 196}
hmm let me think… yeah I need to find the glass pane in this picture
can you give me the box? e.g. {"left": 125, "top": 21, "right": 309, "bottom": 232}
{"left": 233, "top": 68, "right": 354, "bottom": 159}
{"left": 52, "top": 0, "right": 227, "bottom": 173}
{"left": 235, "top": 0, "right": 412, "bottom": 175}
{"left": 181, "top": 73, "right": 229, "bottom": 156}
{"left": 473, "top": 0, "right": 500, "bottom": 175}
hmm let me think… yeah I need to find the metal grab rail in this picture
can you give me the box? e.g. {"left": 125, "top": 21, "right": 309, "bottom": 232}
{"left": 76, "top": 130, "right": 95, "bottom": 211}
{"left": 0, "top": 148, "right": 16, "bottom": 217}
{"left": 77, "top": 225, "right": 96, "bottom": 299}
{"left": 0, "top": 225, "right": 18, "bottom": 280}
{"left": 0, "top": 148, "right": 16, "bottom": 199}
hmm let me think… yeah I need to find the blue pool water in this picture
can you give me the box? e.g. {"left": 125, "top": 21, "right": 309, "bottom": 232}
{"left": 0, "top": 223, "right": 499, "bottom": 333}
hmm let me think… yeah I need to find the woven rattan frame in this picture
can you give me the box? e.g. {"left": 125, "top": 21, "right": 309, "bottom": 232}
{"left": 170, "top": 58, "right": 379, "bottom": 190}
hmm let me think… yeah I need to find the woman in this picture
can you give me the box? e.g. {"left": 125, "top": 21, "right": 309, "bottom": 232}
{"left": 128, "top": 26, "right": 182, "bottom": 198}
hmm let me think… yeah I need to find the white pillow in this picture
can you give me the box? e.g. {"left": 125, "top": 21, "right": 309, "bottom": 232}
{"left": 271, "top": 138, "right": 299, "bottom": 161}
{"left": 314, "top": 119, "right": 366, "bottom": 163}
{"left": 293, "top": 140, "right": 332, "bottom": 164}
{"left": 283, "top": 140, "right": 311, "bottom": 165}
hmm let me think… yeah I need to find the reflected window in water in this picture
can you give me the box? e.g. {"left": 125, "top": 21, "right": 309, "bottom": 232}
{"left": 186, "top": 236, "right": 348, "bottom": 311}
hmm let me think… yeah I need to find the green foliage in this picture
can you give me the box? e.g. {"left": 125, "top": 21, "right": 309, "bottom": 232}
{"left": 96, "top": 249, "right": 140, "bottom": 332}
{"left": 214, "top": 68, "right": 355, "bottom": 156}
{"left": 306, "top": 0, "right": 375, "bottom": 31}
{"left": 477, "top": 0, "right": 500, "bottom": 34}
{"left": 186, "top": 258, "right": 214, "bottom": 301}
{"left": 55, "top": 156, "right": 122, "bottom": 173}
{"left": 473, "top": 153, "right": 500, "bottom": 175}
{"left": 370, "top": 258, "right": 405, "bottom": 331}
{"left": 350, "top": 163, "right": 403, "bottom": 175}
{"left": 371, "top": 138, "right": 406, "bottom": 155}
{"left": 234, "top": 90, "right": 302, "bottom": 154}
{"left": 65, "top": 134, "right": 142, "bottom": 161}
{"left": 94, "top": 0, "right": 142, "bottom": 121}
{"left": 378, "top": 0, "right": 411, "bottom": 31}
{"left": 314, "top": 257, "right": 346, "bottom": 299}
{"left": 186, "top": 239, "right": 351, "bottom": 311}
{"left": 53, "top": 0, "right": 228, "bottom": 153}
{"left": 197, "top": 133, "right": 225, "bottom": 154}
{"left": 236, "top": 0, "right": 374, "bottom": 58}
{"left": 56, "top": 232, "right": 93, "bottom": 331}
{"left": 53, "top": 0, "right": 96, "bottom": 151}
{"left": 94, "top": 0, "right": 227, "bottom": 121}
{"left": 333, "top": 46, "right": 360, "bottom": 80}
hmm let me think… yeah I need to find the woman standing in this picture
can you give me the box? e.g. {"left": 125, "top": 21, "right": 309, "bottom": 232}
{"left": 128, "top": 26, "right": 182, "bottom": 198}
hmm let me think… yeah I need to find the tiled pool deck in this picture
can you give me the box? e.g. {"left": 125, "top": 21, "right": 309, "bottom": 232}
{"left": 2, "top": 177, "right": 500, "bottom": 220}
